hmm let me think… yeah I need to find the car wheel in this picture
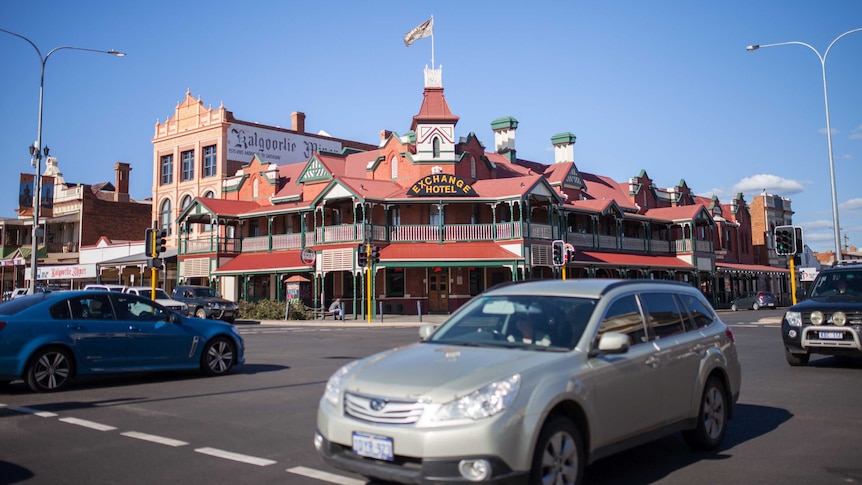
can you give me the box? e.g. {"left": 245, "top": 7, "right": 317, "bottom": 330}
{"left": 683, "top": 377, "right": 727, "bottom": 451}
{"left": 0, "top": 380, "right": 10, "bottom": 388}
{"left": 731, "top": 303, "right": 738, "bottom": 312}
{"left": 752, "top": 302, "right": 760, "bottom": 311}
{"left": 200, "top": 337, "right": 236, "bottom": 377}
{"left": 784, "top": 348, "right": 810, "bottom": 367}
{"left": 26, "top": 347, "right": 74, "bottom": 393}
{"left": 530, "top": 416, "right": 584, "bottom": 485}
{"left": 195, "top": 308, "right": 208, "bottom": 319}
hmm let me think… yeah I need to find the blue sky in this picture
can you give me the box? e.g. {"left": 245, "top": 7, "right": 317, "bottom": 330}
{"left": 2, "top": 0, "right": 861, "bottom": 254}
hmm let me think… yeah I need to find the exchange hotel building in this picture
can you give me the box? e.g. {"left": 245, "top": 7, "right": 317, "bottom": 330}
{"left": 153, "top": 67, "right": 787, "bottom": 316}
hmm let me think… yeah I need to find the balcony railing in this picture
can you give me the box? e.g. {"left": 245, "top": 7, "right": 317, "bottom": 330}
{"left": 183, "top": 237, "right": 241, "bottom": 254}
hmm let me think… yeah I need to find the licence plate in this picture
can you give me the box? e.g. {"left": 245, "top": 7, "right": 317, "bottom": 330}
{"left": 818, "top": 331, "right": 843, "bottom": 340}
{"left": 352, "top": 432, "right": 394, "bottom": 461}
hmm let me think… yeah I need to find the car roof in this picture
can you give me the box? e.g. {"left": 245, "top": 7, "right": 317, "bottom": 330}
{"left": 483, "top": 278, "right": 695, "bottom": 299}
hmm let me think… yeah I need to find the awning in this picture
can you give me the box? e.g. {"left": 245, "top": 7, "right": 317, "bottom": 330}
{"left": 382, "top": 242, "right": 521, "bottom": 261}
{"left": 572, "top": 251, "right": 695, "bottom": 270}
{"left": 716, "top": 262, "right": 788, "bottom": 274}
{"left": 212, "top": 250, "right": 310, "bottom": 275}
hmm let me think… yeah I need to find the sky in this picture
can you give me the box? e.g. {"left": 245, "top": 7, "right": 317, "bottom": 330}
{"left": 1, "top": 0, "right": 861, "bottom": 255}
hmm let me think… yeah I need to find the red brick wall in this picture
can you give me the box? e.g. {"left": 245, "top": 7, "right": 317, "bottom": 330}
{"left": 81, "top": 192, "right": 152, "bottom": 246}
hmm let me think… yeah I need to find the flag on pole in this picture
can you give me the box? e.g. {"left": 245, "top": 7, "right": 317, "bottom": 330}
{"left": 403, "top": 17, "right": 433, "bottom": 46}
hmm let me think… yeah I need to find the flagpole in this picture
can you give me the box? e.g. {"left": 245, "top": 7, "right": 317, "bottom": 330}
{"left": 431, "top": 15, "right": 435, "bottom": 69}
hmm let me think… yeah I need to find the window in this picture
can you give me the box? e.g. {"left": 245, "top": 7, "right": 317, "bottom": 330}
{"left": 385, "top": 268, "right": 405, "bottom": 297}
{"left": 160, "top": 155, "right": 173, "bottom": 185}
{"left": 159, "top": 198, "right": 172, "bottom": 235}
{"left": 181, "top": 150, "right": 195, "bottom": 181}
{"left": 203, "top": 145, "right": 217, "bottom": 177}
{"left": 389, "top": 207, "right": 401, "bottom": 226}
{"left": 597, "top": 295, "right": 646, "bottom": 345}
{"left": 391, "top": 156, "right": 398, "bottom": 179}
{"left": 677, "top": 293, "right": 715, "bottom": 330}
{"left": 469, "top": 268, "right": 485, "bottom": 296}
{"left": 639, "top": 292, "right": 686, "bottom": 339}
{"left": 249, "top": 219, "right": 260, "bottom": 237}
{"left": 432, "top": 137, "right": 440, "bottom": 158}
{"left": 430, "top": 205, "right": 442, "bottom": 226}
{"left": 470, "top": 154, "right": 476, "bottom": 179}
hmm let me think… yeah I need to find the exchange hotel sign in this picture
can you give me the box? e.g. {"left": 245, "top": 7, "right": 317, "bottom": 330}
{"left": 409, "top": 174, "right": 476, "bottom": 196}
{"left": 227, "top": 123, "right": 343, "bottom": 164}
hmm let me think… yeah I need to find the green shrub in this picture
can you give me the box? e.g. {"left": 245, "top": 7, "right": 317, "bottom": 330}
{"left": 238, "top": 298, "right": 312, "bottom": 320}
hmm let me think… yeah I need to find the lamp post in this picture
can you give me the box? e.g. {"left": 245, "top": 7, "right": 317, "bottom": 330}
{"left": 1, "top": 28, "right": 124, "bottom": 292}
{"left": 746, "top": 28, "right": 862, "bottom": 264}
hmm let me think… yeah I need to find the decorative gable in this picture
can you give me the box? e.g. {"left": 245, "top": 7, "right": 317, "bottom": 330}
{"left": 563, "top": 164, "right": 585, "bottom": 190}
{"left": 298, "top": 155, "right": 332, "bottom": 184}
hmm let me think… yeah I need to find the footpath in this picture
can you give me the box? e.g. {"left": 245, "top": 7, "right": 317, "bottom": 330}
{"left": 236, "top": 313, "right": 448, "bottom": 328}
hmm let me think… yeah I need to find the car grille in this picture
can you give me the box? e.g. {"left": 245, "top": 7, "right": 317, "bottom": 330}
{"left": 344, "top": 393, "right": 425, "bottom": 424}
{"left": 803, "top": 311, "right": 862, "bottom": 326}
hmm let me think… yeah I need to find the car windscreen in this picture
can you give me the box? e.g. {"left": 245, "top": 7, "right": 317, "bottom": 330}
{"left": 193, "top": 288, "right": 219, "bottom": 298}
{"left": 428, "top": 294, "right": 597, "bottom": 350}
{"left": 810, "top": 270, "right": 862, "bottom": 298}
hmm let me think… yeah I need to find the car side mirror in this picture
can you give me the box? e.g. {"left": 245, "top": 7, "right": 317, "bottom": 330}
{"left": 588, "top": 331, "right": 630, "bottom": 357}
{"left": 418, "top": 324, "right": 436, "bottom": 341}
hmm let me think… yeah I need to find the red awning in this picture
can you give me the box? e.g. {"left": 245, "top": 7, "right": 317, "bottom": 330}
{"left": 212, "top": 250, "right": 309, "bottom": 274}
{"left": 382, "top": 242, "right": 521, "bottom": 261}
{"left": 572, "top": 251, "right": 694, "bottom": 269}
{"left": 716, "top": 262, "right": 789, "bottom": 274}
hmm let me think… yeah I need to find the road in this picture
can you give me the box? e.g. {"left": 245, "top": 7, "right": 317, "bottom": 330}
{"left": 2, "top": 310, "right": 861, "bottom": 484}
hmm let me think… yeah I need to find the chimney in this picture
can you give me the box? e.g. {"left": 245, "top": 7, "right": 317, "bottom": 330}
{"left": 551, "top": 132, "right": 576, "bottom": 164}
{"left": 114, "top": 162, "right": 131, "bottom": 202}
{"left": 291, "top": 111, "right": 306, "bottom": 133}
{"left": 491, "top": 116, "right": 518, "bottom": 162}
{"left": 379, "top": 129, "right": 393, "bottom": 145}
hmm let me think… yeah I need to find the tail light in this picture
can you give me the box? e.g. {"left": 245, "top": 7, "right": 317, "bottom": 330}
{"left": 725, "top": 327, "right": 736, "bottom": 343}
{"left": 0, "top": 322, "right": 5, "bottom": 332}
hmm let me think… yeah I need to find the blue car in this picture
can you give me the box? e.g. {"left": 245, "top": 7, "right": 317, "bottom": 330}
{"left": 0, "top": 290, "right": 244, "bottom": 392}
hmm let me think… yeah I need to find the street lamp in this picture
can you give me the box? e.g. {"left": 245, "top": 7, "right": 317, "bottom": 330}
{"left": 1, "top": 28, "right": 124, "bottom": 292}
{"left": 746, "top": 28, "right": 862, "bottom": 264}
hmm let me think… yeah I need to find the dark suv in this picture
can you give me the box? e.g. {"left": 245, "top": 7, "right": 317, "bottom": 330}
{"left": 171, "top": 285, "right": 238, "bottom": 323}
{"left": 782, "top": 262, "right": 862, "bottom": 366}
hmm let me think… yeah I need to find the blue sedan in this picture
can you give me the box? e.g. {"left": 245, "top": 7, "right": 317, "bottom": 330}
{"left": 0, "top": 290, "right": 244, "bottom": 392}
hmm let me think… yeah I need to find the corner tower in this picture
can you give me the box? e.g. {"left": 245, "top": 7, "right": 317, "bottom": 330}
{"left": 411, "top": 66, "right": 459, "bottom": 163}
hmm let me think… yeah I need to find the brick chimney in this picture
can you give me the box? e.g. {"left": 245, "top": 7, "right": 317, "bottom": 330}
{"left": 291, "top": 111, "right": 306, "bottom": 133}
{"left": 551, "top": 132, "right": 576, "bottom": 164}
{"left": 491, "top": 116, "right": 518, "bottom": 162}
{"left": 380, "top": 129, "right": 393, "bottom": 144}
{"left": 114, "top": 162, "right": 131, "bottom": 203}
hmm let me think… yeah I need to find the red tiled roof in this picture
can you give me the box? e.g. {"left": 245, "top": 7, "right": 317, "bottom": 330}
{"left": 196, "top": 198, "right": 265, "bottom": 216}
{"left": 412, "top": 87, "right": 459, "bottom": 130}
{"left": 573, "top": 251, "right": 694, "bottom": 269}
{"left": 644, "top": 204, "right": 708, "bottom": 220}
{"left": 212, "top": 250, "right": 309, "bottom": 274}
{"left": 383, "top": 242, "right": 521, "bottom": 261}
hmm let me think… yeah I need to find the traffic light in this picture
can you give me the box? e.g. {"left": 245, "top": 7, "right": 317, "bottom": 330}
{"left": 357, "top": 243, "right": 368, "bottom": 267}
{"left": 774, "top": 226, "right": 796, "bottom": 256}
{"left": 144, "top": 228, "right": 154, "bottom": 257}
{"left": 794, "top": 226, "right": 804, "bottom": 255}
{"left": 552, "top": 240, "right": 564, "bottom": 266}
{"left": 370, "top": 245, "right": 380, "bottom": 265}
{"left": 157, "top": 229, "right": 167, "bottom": 255}
{"left": 565, "top": 243, "right": 575, "bottom": 263}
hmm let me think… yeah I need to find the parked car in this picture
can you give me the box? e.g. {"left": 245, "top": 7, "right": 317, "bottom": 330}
{"left": 315, "top": 279, "right": 741, "bottom": 484}
{"left": 171, "top": 285, "right": 238, "bottom": 322}
{"left": 730, "top": 291, "right": 777, "bottom": 311}
{"left": 123, "top": 286, "right": 189, "bottom": 315}
{"left": 9, "top": 286, "right": 62, "bottom": 299}
{"left": 782, "top": 262, "right": 862, "bottom": 366}
{"left": 82, "top": 283, "right": 126, "bottom": 292}
{"left": 0, "top": 290, "right": 244, "bottom": 392}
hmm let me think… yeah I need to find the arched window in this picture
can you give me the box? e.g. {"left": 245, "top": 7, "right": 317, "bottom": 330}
{"left": 469, "top": 154, "right": 476, "bottom": 179}
{"left": 180, "top": 195, "right": 192, "bottom": 235}
{"left": 432, "top": 137, "right": 440, "bottom": 158}
{"left": 253, "top": 178, "right": 259, "bottom": 198}
{"left": 391, "top": 156, "right": 398, "bottom": 179}
{"left": 203, "top": 190, "right": 215, "bottom": 198}
{"left": 159, "top": 198, "right": 172, "bottom": 235}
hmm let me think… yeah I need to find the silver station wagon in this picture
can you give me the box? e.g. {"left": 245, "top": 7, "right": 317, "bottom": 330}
{"left": 315, "top": 279, "right": 741, "bottom": 485}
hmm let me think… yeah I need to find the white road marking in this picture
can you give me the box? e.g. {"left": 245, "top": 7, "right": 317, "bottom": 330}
{"left": 121, "top": 431, "right": 189, "bottom": 447}
{"left": 59, "top": 417, "right": 117, "bottom": 431}
{"left": 194, "top": 447, "right": 277, "bottom": 466}
{"left": 10, "top": 406, "right": 58, "bottom": 417}
{"left": 287, "top": 466, "right": 366, "bottom": 485}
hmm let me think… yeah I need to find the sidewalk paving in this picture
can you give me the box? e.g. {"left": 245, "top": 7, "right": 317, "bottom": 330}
{"left": 237, "top": 313, "right": 449, "bottom": 328}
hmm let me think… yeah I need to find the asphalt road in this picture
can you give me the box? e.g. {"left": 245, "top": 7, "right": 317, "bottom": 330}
{"left": 2, "top": 309, "right": 861, "bottom": 485}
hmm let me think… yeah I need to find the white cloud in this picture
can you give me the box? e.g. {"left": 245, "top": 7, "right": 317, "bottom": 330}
{"left": 839, "top": 198, "right": 862, "bottom": 211}
{"left": 732, "top": 174, "right": 806, "bottom": 195}
{"left": 798, "top": 220, "right": 834, "bottom": 230}
{"left": 696, "top": 187, "right": 726, "bottom": 199}
{"left": 850, "top": 133, "right": 862, "bottom": 140}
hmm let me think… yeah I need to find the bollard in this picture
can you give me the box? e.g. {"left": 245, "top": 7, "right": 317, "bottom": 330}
{"left": 417, "top": 301, "right": 423, "bottom": 323}
{"left": 379, "top": 301, "right": 383, "bottom": 323}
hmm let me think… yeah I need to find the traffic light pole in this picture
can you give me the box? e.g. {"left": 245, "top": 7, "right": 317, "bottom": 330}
{"left": 365, "top": 244, "right": 372, "bottom": 323}
{"left": 150, "top": 224, "right": 158, "bottom": 301}
{"left": 789, "top": 258, "right": 797, "bottom": 306}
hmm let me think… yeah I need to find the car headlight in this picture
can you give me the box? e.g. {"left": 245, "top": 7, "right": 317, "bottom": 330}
{"left": 323, "top": 361, "right": 360, "bottom": 407}
{"left": 832, "top": 312, "right": 847, "bottom": 326}
{"left": 784, "top": 311, "right": 802, "bottom": 327}
{"left": 434, "top": 374, "right": 521, "bottom": 421}
{"left": 810, "top": 311, "right": 825, "bottom": 326}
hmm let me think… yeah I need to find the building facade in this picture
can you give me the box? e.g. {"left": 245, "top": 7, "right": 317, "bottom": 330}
{"left": 156, "top": 66, "right": 791, "bottom": 316}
